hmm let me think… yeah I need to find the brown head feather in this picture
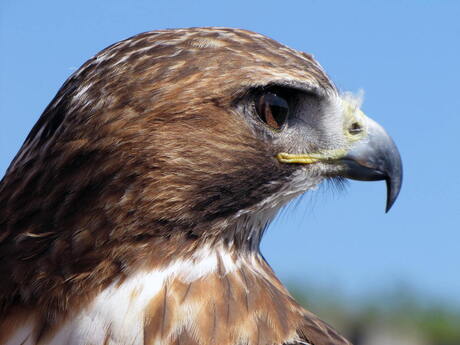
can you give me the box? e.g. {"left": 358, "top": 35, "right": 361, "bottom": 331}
{"left": 0, "top": 27, "right": 351, "bottom": 345}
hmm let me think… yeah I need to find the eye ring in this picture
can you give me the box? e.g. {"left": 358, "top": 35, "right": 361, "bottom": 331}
{"left": 255, "top": 92, "right": 289, "bottom": 130}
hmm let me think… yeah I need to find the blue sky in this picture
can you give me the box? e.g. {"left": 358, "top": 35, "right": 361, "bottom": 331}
{"left": 1, "top": 1, "right": 459, "bottom": 305}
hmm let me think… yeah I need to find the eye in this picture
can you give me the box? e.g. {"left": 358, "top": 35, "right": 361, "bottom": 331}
{"left": 255, "top": 92, "right": 289, "bottom": 130}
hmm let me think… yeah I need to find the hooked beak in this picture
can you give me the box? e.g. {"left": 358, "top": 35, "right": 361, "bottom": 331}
{"left": 276, "top": 115, "right": 402, "bottom": 212}
{"left": 339, "top": 117, "right": 402, "bottom": 212}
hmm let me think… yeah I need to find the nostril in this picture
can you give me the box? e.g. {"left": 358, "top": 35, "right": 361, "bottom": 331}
{"left": 349, "top": 122, "right": 362, "bottom": 135}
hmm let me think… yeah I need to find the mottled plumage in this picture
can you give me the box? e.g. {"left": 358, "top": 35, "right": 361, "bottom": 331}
{"left": 0, "top": 27, "right": 401, "bottom": 345}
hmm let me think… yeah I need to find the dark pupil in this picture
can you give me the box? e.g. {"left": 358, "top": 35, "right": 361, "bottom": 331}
{"left": 256, "top": 92, "right": 289, "bottom": 129}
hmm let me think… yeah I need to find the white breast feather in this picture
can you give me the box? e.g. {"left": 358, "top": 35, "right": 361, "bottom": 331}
{"left": 6, "top": 246, "right": 248, "bottom": 345}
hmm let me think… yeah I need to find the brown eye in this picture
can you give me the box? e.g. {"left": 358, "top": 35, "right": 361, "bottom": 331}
{"left": 255, "top": 92, "right": 289, "bottom": 130}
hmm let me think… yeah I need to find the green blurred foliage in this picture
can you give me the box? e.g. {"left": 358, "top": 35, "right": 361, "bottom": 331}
{"left": 287, "top": 282, "right": 460, "bottom": 345}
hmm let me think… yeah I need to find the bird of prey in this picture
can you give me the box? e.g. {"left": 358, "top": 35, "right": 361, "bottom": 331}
{"left": 0, "top": 27, "right": 402, "bottom": 345}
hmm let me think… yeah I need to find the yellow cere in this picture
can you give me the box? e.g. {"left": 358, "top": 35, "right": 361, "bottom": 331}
{"left": 276, "top": 98, "right": 369, "bottom": 165}
{"left": 343, "top": 100, "right": 368, "bottom": 142}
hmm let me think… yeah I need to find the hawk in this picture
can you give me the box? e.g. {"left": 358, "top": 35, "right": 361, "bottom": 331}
{"left": 0, "top": 28, "right": 402, "bottom": 345}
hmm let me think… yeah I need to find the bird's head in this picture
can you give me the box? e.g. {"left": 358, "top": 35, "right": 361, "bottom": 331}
{"left": 2, "top": 27, "right": 402, "bottom": 262}
{"left": 0, "top": 28, "right": 403, "bottom": 343}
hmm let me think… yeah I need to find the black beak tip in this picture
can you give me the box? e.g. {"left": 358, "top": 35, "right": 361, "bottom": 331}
{"left": 384, "top": 169, "right": 403, "bottom": 213}
{"left": 385, "top": 182, "right": 395, "bottom": 213}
